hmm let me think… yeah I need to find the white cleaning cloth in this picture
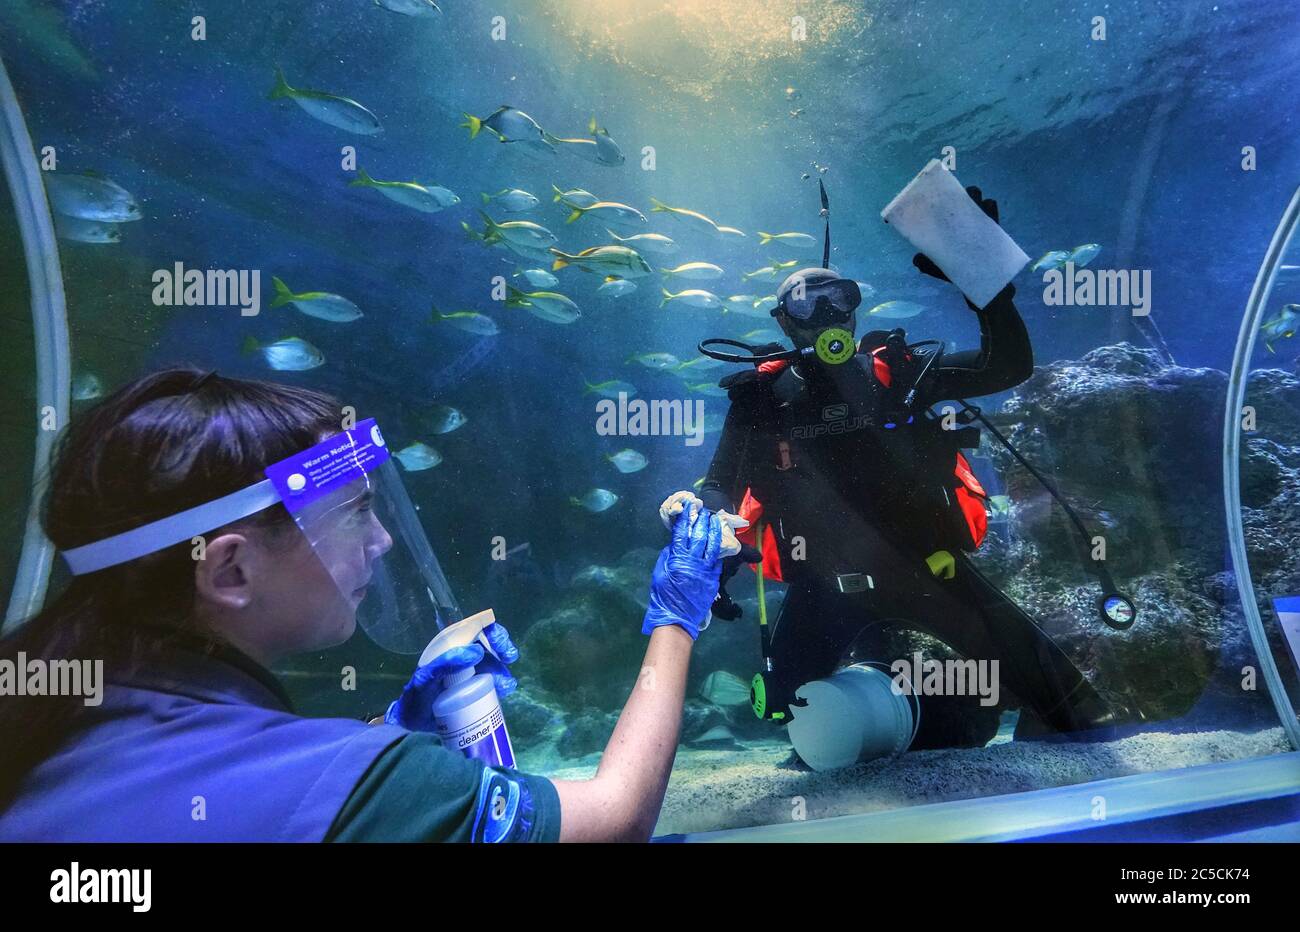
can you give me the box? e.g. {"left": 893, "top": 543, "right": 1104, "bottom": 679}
{"left": 657, "top": 490, "right": 747, "bottom": 557}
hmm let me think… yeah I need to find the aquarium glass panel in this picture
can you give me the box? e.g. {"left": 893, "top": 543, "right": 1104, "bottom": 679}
{"left": 2, "top": 0, "right": 1297, "bottom": 837}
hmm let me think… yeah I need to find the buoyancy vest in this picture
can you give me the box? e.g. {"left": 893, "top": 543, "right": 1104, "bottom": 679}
{"left": 727, "top": 338, "right": 989, "bottom": 584}
{"left": 0, "top": 642, "right": 405, "bottom": 842}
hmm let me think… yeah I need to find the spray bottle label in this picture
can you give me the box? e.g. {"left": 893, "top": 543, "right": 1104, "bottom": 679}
{"left": 436, "top": 690, "right": 516, "bottom": 769}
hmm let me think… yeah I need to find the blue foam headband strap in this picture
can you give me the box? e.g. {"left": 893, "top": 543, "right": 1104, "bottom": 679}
{"left": 60, "top": 479, "right": 281, "bottom": 576}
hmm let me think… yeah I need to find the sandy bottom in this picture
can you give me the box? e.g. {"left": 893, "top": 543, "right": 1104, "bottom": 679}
{"left": 528, "top": 727, "right": 1291, "bottom": 836}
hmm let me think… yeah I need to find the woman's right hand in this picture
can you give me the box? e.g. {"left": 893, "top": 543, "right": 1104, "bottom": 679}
{"left": 641, "top": 504, "right": 724, "bottom": 640}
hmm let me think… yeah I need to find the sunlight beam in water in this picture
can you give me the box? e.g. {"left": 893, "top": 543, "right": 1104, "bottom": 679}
{"left": 549, "top": 0, "right": 869, "bottom": 95}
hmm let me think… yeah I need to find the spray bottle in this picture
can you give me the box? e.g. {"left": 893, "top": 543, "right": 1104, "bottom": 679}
{"left": 418, "top": 609, "right": 515, "bottom": 768}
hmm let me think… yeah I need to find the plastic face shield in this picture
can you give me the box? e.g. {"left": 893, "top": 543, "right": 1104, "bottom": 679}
{"left": 263, "top": 420, "right": 460, "bottom": 653}
{"left": 61, "top": 418, "right": 460, "bottom": 655}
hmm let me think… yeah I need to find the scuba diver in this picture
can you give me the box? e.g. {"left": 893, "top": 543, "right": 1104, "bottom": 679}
{"left": 0, "top": 368, "right": 726, "bottom": 842}
{"left": 696, "top": 184, "right": 1130, "bottom": 746}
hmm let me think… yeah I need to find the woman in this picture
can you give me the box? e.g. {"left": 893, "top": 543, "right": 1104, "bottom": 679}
{"left": 0, "top": 367, "right": 723, "bottom": 842}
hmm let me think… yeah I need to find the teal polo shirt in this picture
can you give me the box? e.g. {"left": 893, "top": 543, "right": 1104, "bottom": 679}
{"left": 326, "top": 732, "right": 561, "bottom": 843}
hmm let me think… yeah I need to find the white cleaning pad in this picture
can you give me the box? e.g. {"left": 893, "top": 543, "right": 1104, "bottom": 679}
{"left": 881, "top": 160, "right": 1029, "bottom": 308}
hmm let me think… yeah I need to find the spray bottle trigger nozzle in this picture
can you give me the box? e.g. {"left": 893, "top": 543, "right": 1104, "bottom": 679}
{"left": 476, "top": 631, "right": 501, "bottom": 663}
{"left": 418, "top": 608, "right": 499, "bottom": 668}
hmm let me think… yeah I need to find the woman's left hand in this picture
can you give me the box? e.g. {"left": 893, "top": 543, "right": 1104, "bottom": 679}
{"left": 384, "top": 623, "right": 519, "bottom": 732}
{"left": 642, "top": 506, "right": 725, "bottom": 640}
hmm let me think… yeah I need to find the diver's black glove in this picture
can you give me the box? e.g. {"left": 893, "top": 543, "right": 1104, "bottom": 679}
{"left": 712, "top": 588, "right": 743, "bottom": 621}
{"left": 913, "top": 186, "right": 1010, "bottom": 310}
{"left": 696, "top": 487, "right": 759, "bottom": 621}
{"left": 711, "top": 543, "right": 761, "bottom": 621}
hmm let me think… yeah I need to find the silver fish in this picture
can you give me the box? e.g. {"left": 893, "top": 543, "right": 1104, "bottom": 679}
{"left": 686, "top": 381, "right": 729, "bottom": 397}
{"left": 551, "top": 245, "right": 652, "bottom": 279}
{"left": 583, "top": 378, "right": 637, "bottom": 399}
{"left": 394, "top": 442, "right": 442, "bottom": 471}
{"left": 561, "top": 199, "right": 647, "bottom": 229}
{"left": 661, "top": 262, "right": 724, "bottom": 282}
{"left": 607, "top": 449, "right": 648, "bottom": 474}
{"left": 722, "top": 294, "right": 766, "bottom": 318}
{"left": 606, "top": 229, "right": 677, "bottom": 256}
{"left": 552, "top": 184, "right": 598, "bottom": 207}
{"left": 270, "top": 277, "right": 362, "bottom": 323}
{"left": 865, "top": 300, "right": 926, "bottom": 320}
{"left": 433, "top": 307, "right": 500, "bottom": 336}
{"left": 514, "top": 268, "right": 559, "bottom": 289}
{"left": 423, "top": 404, "right": 467, "bottom": 434}
{"left": 545, "top": 117, "right": 625, "bottom": 166}
{"left": 55, "top": 214, "right": 122, "bottom": 244}
{"left": 661, "top": 288, "right": 722, "bottom": 310}
{"left": 597, "top": 278, "right": 637, "bottom": 298}
{"left": 463, "top": 106, "right": 553, "bottom": 151}
{"left": 269, "top": 68, "right": 381, "bottom": 135}
{"left": 351, "top": 167, "right": 457, "bottom": 212}
{"left": 374, "top": 0, "right": 440, "bottom": 16}
{"left": 506, "top": 285, "right": 581, "bottom": 324}
{"left": 626, "top": 352, "right": 680, "bottom": 370}
{"left": 46, "top": 173, "right": 141, "bottom": 222}
{"left": 242, "top": 335, "right": 325, "bottom": 371}
{"left": 483, "top": 188, "right": 539, "bottom": 212}
{"left": 590, "top": 116, "right": 625, "bottom": 165}
{"left": 649, "top": 197, "right": 722, "bottom": 236}
{"left": 1069, "top": 243, "right": 1102, "bottom": 267}
{"left": 571, "top": 488, "right": 619, "bottom": 512}
{"left": 1031, "top": 250, "right": 1071, "bottom": 273}
{"left": 758, "top": 231, "right": 816, "bottom": 249}
{"left": 71, "top": 372, "right": 103, "bottom": 400}
{"left": 468, "top": 211, "right": 557, "bottom": 250}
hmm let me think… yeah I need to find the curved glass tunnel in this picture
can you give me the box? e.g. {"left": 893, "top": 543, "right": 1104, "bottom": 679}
{"left": 1, "top": 0, "right": 1298, "bottom": 840}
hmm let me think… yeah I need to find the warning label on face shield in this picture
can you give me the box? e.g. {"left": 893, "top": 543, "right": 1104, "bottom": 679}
{"left": 264, "top": 418, "right": 391, "bottom": 514}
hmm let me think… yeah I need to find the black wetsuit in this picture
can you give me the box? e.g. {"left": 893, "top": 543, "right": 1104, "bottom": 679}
{"left": 699, "top": 286, "right": 1120, "bottom": 737}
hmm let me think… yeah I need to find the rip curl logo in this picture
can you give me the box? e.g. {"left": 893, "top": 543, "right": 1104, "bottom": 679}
{"left": 791, "top": 404, "right": 871, "bottom": 440}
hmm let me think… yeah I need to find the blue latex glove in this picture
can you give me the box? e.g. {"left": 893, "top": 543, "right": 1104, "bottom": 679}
{"left": 641, "top": 504, "right": 724, "bottom": 640}
{"left": 384, "top": 623, "right": 519, "bottom": 731}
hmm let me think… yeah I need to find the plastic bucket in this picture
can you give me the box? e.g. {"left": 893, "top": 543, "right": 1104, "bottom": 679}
{"left": 787, "top": 664, "right": 917, "bottom": 771}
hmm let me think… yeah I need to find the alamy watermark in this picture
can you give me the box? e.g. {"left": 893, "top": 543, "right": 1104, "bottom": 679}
{"left": 0, "top": 654, "right": 103, "bottom": 706}
{"left": 595, "top": 392, "right": 706, "bottom": 447}
{"left": 1041, "top": 262, "right": 1151, "bottom": 317}
{"left": 890, "top": 652, "right": 1000, "bottom": 707}
{"left": 50, "top": 862, "right": 151, "bottom": 912}
{"left": 152, "top": 262, "right": 261, "bottom": 316}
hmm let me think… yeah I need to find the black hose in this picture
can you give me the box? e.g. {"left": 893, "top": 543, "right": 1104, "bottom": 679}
{"left": 957, "top": 399, "right": 1121, "bottom": 596}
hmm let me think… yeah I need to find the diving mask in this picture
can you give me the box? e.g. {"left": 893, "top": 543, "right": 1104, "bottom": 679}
{"left": 776, "top": 275, "right": 862, "bottom": 327}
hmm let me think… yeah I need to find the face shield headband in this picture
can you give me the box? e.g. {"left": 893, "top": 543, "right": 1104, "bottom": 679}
{"left": 60, "top": 419, "right": 461, "bottom": 654}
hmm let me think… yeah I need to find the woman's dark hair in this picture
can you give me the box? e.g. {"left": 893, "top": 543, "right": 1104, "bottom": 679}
{"left": 0, "top": 367, "right": 341, "bottom": 806}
